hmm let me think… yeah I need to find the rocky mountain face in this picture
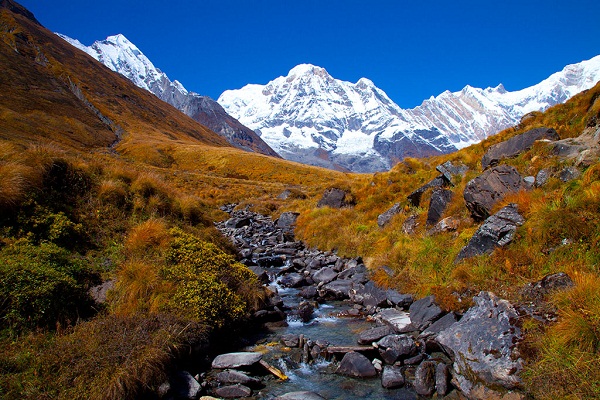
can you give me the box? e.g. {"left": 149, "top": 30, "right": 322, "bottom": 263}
{"left": 218, "top": 58, "right": 600, "bottom": 172}
{"left": 57, "top": 34, "right": 280, "bottom": 158}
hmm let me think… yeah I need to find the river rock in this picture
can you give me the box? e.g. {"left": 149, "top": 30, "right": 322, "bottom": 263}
{"left": 358, "top": 325, "right": 394, "bottom": 345}
{"left": 336, "top": 351, "right": 378, "bottom": 378}
{"left": 426, "top": 188, "right": 454, "bottom": 226}
{"left": 419, "top": 312, "right": 458, "bottom": 348}
{"left": 377, "top": 334, "right": 417, "bottom": 363}
{"left": 481, "top": 127, "right": 560, "bottom": 169}
{"left": 299, "top": 286, "right": 318, "bottom": 299}
{"left": 319, "top": 279, "right": 353, "bottom": 300}
{"left": 279, "top": 272, "right": 306, "bottom": 288}
{"left": 317, "top": 187, "right": 353, "bottom": 208}
{"left": 169, "top": 371, "right": 201, "bottom": 400}
{"left": 297, "top": 301, "right": 315, "bottom": 322}
{"left": 274, "top": 391, "right": 326, "bottom": 400}
{"left": 276, "top": 211, "right": 300, "bottom": 230}
{"left": 377, "top": 203, "right": 403, "bottom": 228}
{"left": 381, "top": 365, "right": 405, "bottom": 388}
{"left": 225, "top": 216, "right": 251, "bottom": 229}
{"left": 211, "top": 352, "right": 262, "bottom": 369}
{"left": 436, "top": 292, "right": 523, "bottom": 397}
{"left": 455, "top": 204, "right": 524, "bottom": 262}
{"left": 350, "top": 281, "right": 388, "bottom": 308}
{"left": 281, "top": 333, "right": 300, "bottom": 348}
{"left": 375, "top": 308, "right": 413, "bottom": 333}
{"left": 215, "top": 370, "right": 260, "bottom": 387}
{"left": 408, "top": 295, "right": 444, "bottom": 330}
{"left": 413, "top": 360, "right": 436, "bottom": 396}
{"left": 312, "top": 267, "right": 338, "bottom": 285}
{"left": 248, "top": 265, "right": 269, "bottom": 283}
{"left": 385, "top": 290, "right": 413, "bottom": 308}
{"left": 435, "top": 362, "right": 450, "bottom": 396}
{"left": 463, "top": 165, "right": 527, "bottom": 220}
{"left": 214, "top": 384, "right": 252, "bottom": 398}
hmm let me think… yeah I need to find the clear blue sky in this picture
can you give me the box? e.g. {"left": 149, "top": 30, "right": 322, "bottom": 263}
{"left": 19, "top": 0, "right": 600, "bottom": 108}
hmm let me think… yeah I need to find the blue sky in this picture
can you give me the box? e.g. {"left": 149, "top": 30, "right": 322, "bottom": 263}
{"left": 19, "top": 0, "right": 600, "bottom": 108}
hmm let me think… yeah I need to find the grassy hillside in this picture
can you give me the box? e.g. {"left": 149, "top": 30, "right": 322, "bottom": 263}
{"left": 1, "top": 1, "right": 600, "bottom": 398}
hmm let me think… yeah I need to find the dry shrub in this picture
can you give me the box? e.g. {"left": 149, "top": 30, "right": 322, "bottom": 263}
{"left": 131, "top": 173, "right": 173, "bottom": 216}
{"left": 0, "top": 162, "right": 32, "bottom": 210}
{"left": 111, "top": 260, "right": 164, "bottom": 315}
{"left": 174, "top": 195, "right": 207, "bottom": 225}
{"left": 124, "top": 219, "right": 170, "bottom": 256}
{"left": 98, "top": 179, "right": 129, "bottom": 208}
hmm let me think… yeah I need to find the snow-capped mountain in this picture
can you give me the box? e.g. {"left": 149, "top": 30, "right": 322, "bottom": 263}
{"left": 218, "top": 56, "right": 600, "bottom": 172}
{"left": 57, "top": 33, "right": 279, "bottom": 158}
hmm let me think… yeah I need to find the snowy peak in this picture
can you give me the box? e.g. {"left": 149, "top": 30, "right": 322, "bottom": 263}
{"left": 57, "top": 33, "right": 279, "bottom": 158}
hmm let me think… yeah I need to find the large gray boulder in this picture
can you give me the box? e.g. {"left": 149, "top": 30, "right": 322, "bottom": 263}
{"left": 335, "top": 351, "right": 378, "bottom": 378}
{"left": 357, "top": 325, "right": 394, "bottom": 345}
{"left": 381, "top": 365, "right": 405, "bottom": 388}
{"left": 317, "top": 187, "right": 353, "bottom": 208}
{"left": 413, "top": 360, "right": 436, "bottom": 396}
{"left": 481, "top": 127, "right": 560, "bottom": 169}
{"left": 377, "top": 334, "right": 417, "bottom": 364}
{"left": 211, "top": 352, "right": 262, "bottom": 369}
{"left": 463, "top": 165, "right": 527, "bottom": 220}
{"left": 274, "top": 391, "right": 326, "bottom": 400}
{"left": 214, "top": 384, "right": 252, "bottom": 398}
{"left": 169, "top": 371, "right": 201, "bottom": 400}
{"left": 455, "top": 204, "right": 524, "bottom": 262}
{"left": 375, "top": 308, "right": 413, "bottom": 333}
{"left": 377, "top": 203, "right": 403, "bottom": 228}
{"left": 276, "top": 211, "right": 300, "bottom": 231}
{"left": 312, "top": 267, "right": 338, "bottom": 285}
{"left": 426, "top": 188, "right": 453, "bottom": 226}
{"left": 436, "top": 161, "right": 468, "bottom": 183}
{"left": 215, "top": 370, "right": 260, "bottom": 387}
{"left": 319, "top": 279, "right": 353, "bottom": 300}
{"left": 408, "top": 295, "right": 444, "bottom": 330}
{"left": 407, "top": 175, "right": 446, "bottom": 207}
{"left": 436, "top": 292, "right": 523, "bottom": 398}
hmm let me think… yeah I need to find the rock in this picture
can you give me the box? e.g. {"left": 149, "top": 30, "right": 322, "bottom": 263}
{"left": 319, "top": 279, "right": 353, "bottom": 300}
{"left": 297, "top": 301, "right": 315, "bottom": 322}
{"left": 413, "top": 360, "right": 436, "bottom": 396}
{"left": 377, "top": 203, "right": 403, "bottom": 228}
{"left": 211, "top": 352, "right": 262, "bottom": 369}
{"left": 375, "top": 308, "right": 414, "bottom": 333}
{"left": 436, "top": 292, "right": 523, "bottom": 396}
{"left": 350, "top": 281, "right": 388, "bottom": 308}
{"left": 336, "top": 351, "right": 378, "bottom": 378}
{"left": 407, "top": 175, "right": 446, "bottom": 207}
{"left": 420, "top": 312, "right": 458, "bottom": 341}
{"left": 455, "top": 204, "right": 524, "bottom": 262}
{"left": 521, "top": 272, "right": 574, "bottom": 301}
{"left": 248, "top": 265, "right": 269, "bottom": 283}
{"left": 215, "top": 370, "right": 260, "bottom": 387}
{"left": 377, "top": 334, "right": 417, "bottom": 362}
{"left": 402, "top": 214, "right": 419, "bottom": 235}
{"left": 426, "top": 188, "right": 454, "bottom": 226}
{"left": 170, "top": 371, "right": 201, "bottom": 400}
{"left": 385, "top": 290, "right": 413, "bottom": 308}
{"left": 89, "top": 279, "right": 115, "bottom": 304}
{"left": 281, "top": 333, "right": 300, "bottom": 348}
{"left": 381, "top": 365, "right": 405, "bottom": 388}
{"left": 559, "top": 166, "right": 581, "bottom": 182}
{"left": 279, "top": 273, "right": 306, "bottom": 288}
{"left": 358, "top": 325, "right": 393, "bottom": 345}
{"left": 274, "top": 391, "right": 326, "bottom": 400}
{"left": 299, "top": 286, "right": 318, "bottom": 299}
{"left": 523, "top": 176, "right": 535, "bottom": 188}
{"left": 225, "top": 217, "right": 251, "bottom": 229}
{"left": 427, "top": 216, "right": 459, "bottom": 235}
{"left": 535, "top": 168, "right": 551, "bottom": 187}
{"left": 317, "top": 187, "right": 353, "bottom": 208}
{"left": 435, "top": 362, "right": 450, "bottom": 396}
{"left": 436, "top": 161, "right": 469, "bottom": 183}
{"left": 463, "top": 165, "right": 527, "bottom": 220}
{"left": 481, "top": 127, "right": 560, "bottom": 169}
{"left": 276, "top": 211, "right": 300, "bottom": 231}
{"left": 408, "top": 295, "right": 444, "bottom": 330}
{"left": 312, "top": 267, "right": 338, "bottom": 285}
{"left": 372, "top": 358, "right": 383, "bottom": 372}
{"left": 214, "top": 384, "right": 252, "bottom": 398}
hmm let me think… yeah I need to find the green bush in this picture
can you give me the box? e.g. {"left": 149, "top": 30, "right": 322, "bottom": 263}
{"left": 0, "top": 241, "right": 98, "bottom": 331}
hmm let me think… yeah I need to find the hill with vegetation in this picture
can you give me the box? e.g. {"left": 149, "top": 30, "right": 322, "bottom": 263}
{"left": 1, "top": 1, "right": 600, "bottom": 399}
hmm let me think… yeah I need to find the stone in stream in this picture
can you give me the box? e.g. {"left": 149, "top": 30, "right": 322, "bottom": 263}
{"left": 377, "top": 334, "right": 417, "bottom": 363}
{"left": 413, "top": 360, "right": 436, "bottom": 396}
{"left": 215, "top": 370, "right": 260, "bottom": 387}
{"left": 312, "top": 267, "right": 338, "bottom": 285}
{"left": 281, "top": 333, "right": 300, "bottom": 348}
{"left": 408, "top": 295, "right": 444, "bottom": 330}
{"left": 336, "top": 351, "right": 378, "bottom": 378}
{"left": 350, "top": 281, "right": 388, "bottom": 308}
{"left": 419, "top": 312, "right": 458, "bottom": 342}
{"left": 435, "top": 362, "right": 450, "bottom": 396}
{"left": 274, "top": 392, "right": 326, "bottom": 400}
{"left": 375, "top": 308, "right": 413, "bottom": 333}
{"left": 357, "top": 325, "right": 393, "bottom": 345}
{"left": 214, "top": 384, "right": 252, "bottom": 398}
{"left": 279, "top": 273, "right": 306, "bottom": 288}
{"left": 299, "top": 286, "right": 318, "bottom": 299}
{"left": 168, "top": 370, "right": 201, "bottom": 400}
{"left": 385, "top": 290, "right": 413, "bottom": 308}
{"left": 381, "top": 365, "right": 405, "bottom": 388}
{"left": 211, "top": 352, "right": 262, "bottom": 369}
{"left": 319, "top": 279, "right": 353, "bottom": 300}
{"left": 297, "top": 301, "right": 315, "bottom": 322}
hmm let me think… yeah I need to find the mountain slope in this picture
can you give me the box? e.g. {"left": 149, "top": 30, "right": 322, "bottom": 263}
{"left": 218, "top": 58, "right": 600, "bottom": 172}
{"left": 58, "top": 33, "right": 280, "bottom": 158}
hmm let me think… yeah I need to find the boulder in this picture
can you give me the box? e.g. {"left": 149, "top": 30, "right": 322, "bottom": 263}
{"left": 408, "top": 295, "right": 444, "bottom": 330}
{"left": 463, "top": 165, "right": 527, "bottom": 220}
{"left": 521, "top": 272, "right": 574, "bottom": 301}
{"left": 385, "top": 290, "right": 413, "bottom": 308}
{"left": 276, "top": 211, "right": 300, "bottom": 231}
{"left": 350, "top": 281, "right": 388, "bottom": 308}
{"left": 427, "top": 216, "right": 459, "bottom": 235}
{"left": 413, "top": 360, "right": 436, "bottom": 396}
{"left": 377, "top": 203, "right": 403, "bottom": 227}
{"left": 299, "top": 286, "right": 318, "bottom": 299}
{"left": 215, "top": 370, "right": 260, "bottom": 387}
{"left": 381, "top": 365, "right": 405, "bottom": 388}
{"left": 214, "top": 384, "right": 252, "bottom": 398}
{"left": 248, "top": 265, "right": 269, "bottom": 283}
{"left": 169, "top": 371, "right": 201, "bottom": 400}
{"left": 455, "top": 204, "right": 524, "bottom": 262}
{"left": 225, "top": 217, "right": 251, "bottom": 229}
{"left": 435, "top": 362, "right": 450, "bottom": 396}
{"left": 377, "top": 334, "right": 417, "bottom": 363}
{"left": 407, "top": 175, "right": 446, "bottom": 207}
{"left": 336, "top": 351, "right": 378, "bottom": 378}
{"left": 358, "top": 325, "right": 394, "bottom": 345}
{"left": 419, "top": 312, "right": 458, "bottom": 341}
{"left": 436, "top": 292, "right": 523, "bottom": 397}
{"left": 319, "top": 279, "right": 353, "bottom": 300}
{"left": 281, "top": 333, "right": 300, "bottom": 348}
{"left": 481, "top": 127, "right": 560, "bottom": 169}
{"left": 317, "top": 187, "right": 353, "bottom": 208}
{"left": 559, "top": 166, "right": 581, "bottom": 182}
{"left": 274, "top": 391, "right": 326, "bottom": 400}
{"left": 426, "top": 188, "right": 454, "bottom": 226}
{"left": 211, "top": 352, "right": 262, "bottom": 369}
{"left": 535, "top": 168, "right": 551, "bottom": 187}
{"left": 297, "top": 301, "right": 315, "bottom": 322}
{"left": 375, "top": 308, "right": 413, "bottom": 333}
{"left": 312, "top": 267, "right": 338, "bottom": 285}
{"left": 279, "top": 273, "right": 306, "bottom": 288}
{"left": 436, "top": 161, "right": 469, "bottom": 183}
